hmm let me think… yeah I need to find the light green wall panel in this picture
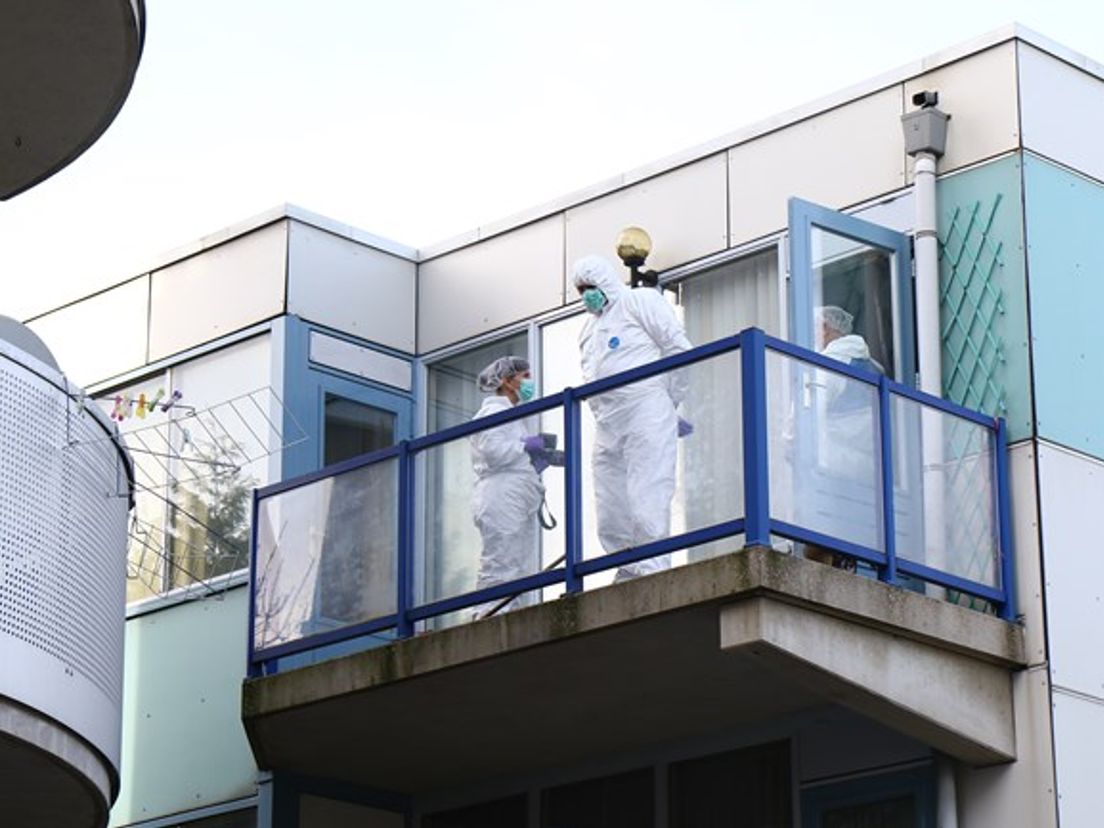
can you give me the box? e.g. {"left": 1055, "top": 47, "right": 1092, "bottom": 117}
{"left": 111, "top": 587, "right": 256, "bottom": 826}
{"left": 1024, "top": 153, "right": 1104, "bottom": 460}
{"left": 938, "top": 153, "right": 1033, "bottom": 442}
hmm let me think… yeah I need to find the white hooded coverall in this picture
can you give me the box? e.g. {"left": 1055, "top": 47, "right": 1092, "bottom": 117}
{"left": 470, "top": 395, "right": 544, "bottom": 610}
{"left": 572, "top": 255, "right": 692, "bottom": 579}
{"left": 817, "top": 333, "right": 883, "bottom": 479}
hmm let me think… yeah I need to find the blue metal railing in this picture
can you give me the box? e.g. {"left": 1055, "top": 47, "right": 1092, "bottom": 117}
{"left": 248, "top": 328, "right": 1015, "bottom": 675}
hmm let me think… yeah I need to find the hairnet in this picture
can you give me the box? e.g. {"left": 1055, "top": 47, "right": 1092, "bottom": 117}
{"left": 477, "top": 356, "right": 530, "bottom": 392}
{"left": 816, "top": 305, "right": 854, "bottom": 336}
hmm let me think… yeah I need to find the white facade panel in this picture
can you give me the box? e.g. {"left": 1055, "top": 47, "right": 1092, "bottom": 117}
{"left": 309, "top": 331, "right": 411, "bottom": 391}
{"left": 27, "top": 276, "right": 149, "bottom": 387}
{"left": 0, "top": 342, "right": 129, "bottom": 770}
{"left": 418, "top": 216, "right": 564, "bottom": 353}
{"left": 903, "top": 41, "right": 1020, "bottom": 179}
{"left": 727, "top": 88, "right": 905, "bottom": 245}
{"left": 957, "top": 666, "right": 1057, "bottom": 828}
{"left": 1037, "top": 441, "right": 1104, "bottom": 696}
{"left": 149, "top": 221, "right": 287, "bottom": 362}
{"left": 565, "top": 154, "right": 728, "bottom": 281}
{"left": 853, "top": 190, "right": 914, "bottom": 234}
{"left": 1019, "top": 43, "right": 1104, "bottom": 184}
{"left": 1009, "top": 441, "right": 1046, "bottom": 665}
{"left": 288, "top": 222, "right": 416, "bottom": 354}
{"left": 1052, "top": 690, "right": 1104, "bottom": 828}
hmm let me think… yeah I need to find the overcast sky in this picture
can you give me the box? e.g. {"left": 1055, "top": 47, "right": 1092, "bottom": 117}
{"left": 2, "top": 0, "right": 1102, "bottom": 319}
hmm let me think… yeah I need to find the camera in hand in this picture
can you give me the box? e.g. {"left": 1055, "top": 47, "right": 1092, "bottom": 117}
{"left": 539, "top": 432, "right": 566, "bottom": 467}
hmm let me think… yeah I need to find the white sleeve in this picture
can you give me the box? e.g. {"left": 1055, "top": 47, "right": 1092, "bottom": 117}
{"left": 471, "top": 420, "right": 525, "bottom": 471}
{"left": 629, "top": 289, "right": 692, "bottom": 405}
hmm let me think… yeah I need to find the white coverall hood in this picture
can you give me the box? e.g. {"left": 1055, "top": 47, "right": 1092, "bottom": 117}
{"left": 821, "top": 333, "right": 873, "bottom": 364}
{"left": 571, "top": 254, "right": 628, "bottom": 309}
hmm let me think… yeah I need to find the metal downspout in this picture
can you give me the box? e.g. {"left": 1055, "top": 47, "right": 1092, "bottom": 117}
{"left": 903, "top": 94, "right": 957, "bottom": 828}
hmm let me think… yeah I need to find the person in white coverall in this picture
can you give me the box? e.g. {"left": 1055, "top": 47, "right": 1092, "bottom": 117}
{"left": 804, "top": 305, "right": 884, "bottom": 568}
{"left": 814, "top": 304, "right": 884, "bottom": 478}
{"left": 571, "top": 255, "right": 693, "bottom": 581}
{"left": 470, "top": 356, "right": 548, "bottom": 616}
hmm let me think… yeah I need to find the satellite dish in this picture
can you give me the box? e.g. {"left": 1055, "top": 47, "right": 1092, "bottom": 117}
{"left": 0, "top": 316, "right": 59, "bottom": 370}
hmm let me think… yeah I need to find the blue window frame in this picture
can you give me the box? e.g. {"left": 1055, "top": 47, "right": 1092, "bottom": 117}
{"left": 788, "top": 197, "right": 915, "bottom": 387}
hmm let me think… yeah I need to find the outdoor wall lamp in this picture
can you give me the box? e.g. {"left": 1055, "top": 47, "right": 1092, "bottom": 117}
{"left": 616, "top": 225, "right": 660, "bottom": 288}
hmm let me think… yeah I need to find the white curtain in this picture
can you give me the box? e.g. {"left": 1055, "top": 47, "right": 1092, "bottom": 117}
{"left": 679, "top": 247, "right": 779, "bottom": 558}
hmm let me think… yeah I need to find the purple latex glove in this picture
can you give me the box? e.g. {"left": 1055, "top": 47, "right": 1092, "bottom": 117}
{"left": 677, "top": 417, "right": 694, "bottom": 438}
{"left": 530, "top": 453, "right": 550, "bottom": 474}
{"left": 522, "top": 434, "right": 545, "bottom": 453}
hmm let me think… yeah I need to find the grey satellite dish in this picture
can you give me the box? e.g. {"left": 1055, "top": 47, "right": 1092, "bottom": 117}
{"left": 0, "top": 316, "right": 60, "bottom": 370}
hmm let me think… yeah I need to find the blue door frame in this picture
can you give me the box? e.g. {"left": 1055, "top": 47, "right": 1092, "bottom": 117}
{"left": 787, "top": 198, "right": 921, "bottom": 577}
{"left": 278, "top": 316, "right": 414, "bottom": 480}
{"left": 788, "top": 197, "right": 915, "bottom": 386}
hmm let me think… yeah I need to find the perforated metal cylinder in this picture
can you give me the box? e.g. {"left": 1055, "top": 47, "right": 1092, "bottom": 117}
{"left": 0, "top": 339, "right": 133, "bottom": 814}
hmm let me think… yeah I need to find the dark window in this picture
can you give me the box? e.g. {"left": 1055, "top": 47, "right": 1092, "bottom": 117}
{"left": 541, "top": 767, "right": 654, "bottom": 828}
{"left": 423, "top": 794, "right": 527, "bottom": 828}
{"left": 801, "top": 764, "right": 934, "bottom": 828}
{"left": 324, "top": 394, "right": 396, "bottom": 466}
{"left": 822, "top": 794, "right": 916, "bottom": 828}
{"left": 170, "top": 807, "right": 256, "bottom": 827}
{"left": 669, "top": 740, "right": 792, "bottom": 828}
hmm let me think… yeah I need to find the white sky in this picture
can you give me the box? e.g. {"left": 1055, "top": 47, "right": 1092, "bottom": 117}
{"left": 2, "top": 0, "right": 1102, "bottom": 319}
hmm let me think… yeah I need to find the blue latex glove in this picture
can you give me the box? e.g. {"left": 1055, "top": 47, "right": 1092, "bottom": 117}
{"left": 530, "top": 452, "right": 550, "bottom": 474}
{"left": 677, "top": 417, "right": 694, "bottom": 438}
{"left": 522, "top": 434, "right": 545, "bottom": 453}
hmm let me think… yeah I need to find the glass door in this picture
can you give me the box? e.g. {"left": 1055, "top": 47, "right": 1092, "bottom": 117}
{"left": 788, "top": 197, "right": 914, "bottom": 385}
{"left": 786, "top": 198, "right": 917, "bottom": 565}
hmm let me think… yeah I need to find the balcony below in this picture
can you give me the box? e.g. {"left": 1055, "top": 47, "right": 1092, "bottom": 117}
{"left": 242, "top": 546, "right": 1024, "bottom": 794}
{"left": 0, "top": 0, "right": 145, "bottom": 199}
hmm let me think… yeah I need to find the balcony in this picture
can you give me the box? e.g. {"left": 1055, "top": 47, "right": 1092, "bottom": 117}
{"left": 242, "top": 329, "right": 1024, "bottom": 793}
{"left": 0, "top": 0, "right": 145, "bottom": 199}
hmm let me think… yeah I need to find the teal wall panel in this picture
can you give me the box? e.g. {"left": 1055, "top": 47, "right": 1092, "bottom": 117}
{"left": 1024, "top": 153, "right": 1104, "bottom": 460}
{"left": 110, "top": 587, "right": 256, "bottom": 826}
{"left": 938, "top": 153, "right": 1033, "bottom": 442}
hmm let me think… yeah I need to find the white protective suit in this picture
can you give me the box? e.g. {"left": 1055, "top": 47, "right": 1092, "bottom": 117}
{"left": 816, "top": 333, "right": 883, "bottom": 479}
{"left": 572, "top": 255, "right": 692, "bottom": 580}
{"left": 470, "top": 394, "right": 544, "bottom": 612}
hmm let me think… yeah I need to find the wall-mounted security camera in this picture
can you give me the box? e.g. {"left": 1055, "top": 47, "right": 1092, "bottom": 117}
{"left": 911, "top": 90, "right": 939, "bottom": 109}
{"left": 902, "top": 90, "right": 948, "bottom": 156}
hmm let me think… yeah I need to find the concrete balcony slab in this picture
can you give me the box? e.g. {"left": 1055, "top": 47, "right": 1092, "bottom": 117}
{"left": 242, "top": 547, "right": 1025, "bottom": 794}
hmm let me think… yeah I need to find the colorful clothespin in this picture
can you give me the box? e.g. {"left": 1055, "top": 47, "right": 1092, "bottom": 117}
{"left": 136, "top": 393, "right": 147, "bottom": 419}
{"left": 147, "top": 388, "right": 165, "bottom": 412}
{"left": 160, "top": 389, "right": 183, "bottom": 412}
{"left": 111, "top": 395, "right": 128, "bottom": 421}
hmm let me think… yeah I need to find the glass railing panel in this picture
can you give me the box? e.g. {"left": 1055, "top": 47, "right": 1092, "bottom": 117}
{"left": 253, "top": 457, "right": 398, "bottom": 653}
{"left": 416, "top": 410, "right": 556, "bottom": 622}
{"left": 766, "top": 349, "right": 884, "bottom": 554}
{"left": 577, "top": 349, "right": 744, "bottom": 579}
{"left": 891, "top": 394, "right": 999, "bottom": 589}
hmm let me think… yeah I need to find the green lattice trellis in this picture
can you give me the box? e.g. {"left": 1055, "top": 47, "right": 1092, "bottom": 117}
{"left": 936, "top": 196, "right": 1008, "bottom": 612}
{"left": 939, "top": 195, "right": 1007, "bottom": 417}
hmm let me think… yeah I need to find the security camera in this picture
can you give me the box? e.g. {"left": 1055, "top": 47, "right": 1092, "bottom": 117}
{"left": 912, "top": 90, "right": 939, "bottom": 109}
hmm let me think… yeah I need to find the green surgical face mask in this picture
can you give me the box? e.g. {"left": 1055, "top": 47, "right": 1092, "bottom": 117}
{"left": 517, "top": 378, "right": 536, "bottom": 402}
{"left": 582, "top": 288, "right": 607, "bottom": 313}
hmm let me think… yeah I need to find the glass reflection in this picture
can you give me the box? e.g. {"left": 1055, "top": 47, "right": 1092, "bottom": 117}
{"left": 254, "top": 459, "right": 398, "bottom": 651}
{"left": 768, "top": 350, "right": 884, "bottom": 554}
{"left": 892, "top": 394, "right": 999, "bottom": 590}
